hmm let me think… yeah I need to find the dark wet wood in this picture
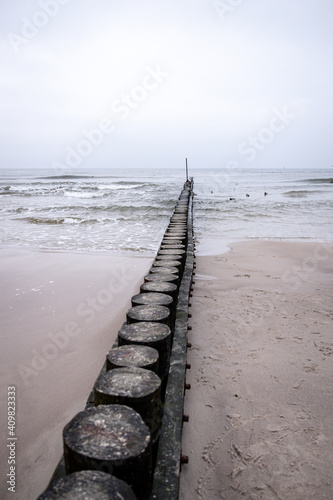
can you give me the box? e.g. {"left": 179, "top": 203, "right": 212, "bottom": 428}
{"left": 160, "top": 243, "right": 185, "bottom": 248}
{"left": 45, "top": 180, "right": 194, "bottom": 500}
{"left": 152, "top": 260, "right": 182, "bottom": 272}
{"left": 127, "top": 304, "right": 171, "bottom": 326}
{"left": 155, "top": 254, "right": 183, "bottom": 262}
{"left": 149, "top": 266, "right": 179, "bottom": 276}
{"left": 131, "top": 292, "right": 173, "bottom": 309}
{"left": 166, "top": 228, "right": 187, "bottom": 233}
{"left": 94, "top": 367, "right": 162, "bottom": 439}
{"left": 118, "top": 322, "right": 171, "bottom": 379}
{"left": 151, "top": 181, "right": 194, "bottom": 500}
{"left": 158, "top": 249, "right": 186, "bottom": 256}
{"left": 162, "top": 237, "right": 186, "bottom": 245}
{"left": 37, "top": 470, "right": 136, "bottom": 500}
{"left": 140, "top": 281, "right": 178, "bottom": 299}
{"left": 106, "top": 345, "right": 159, "bottom": 374}
{"left": 63, "top": 405, "right": 152, "bottom": 500}
{"left": 144, "top": 273, "right": 179, "bottom": 288}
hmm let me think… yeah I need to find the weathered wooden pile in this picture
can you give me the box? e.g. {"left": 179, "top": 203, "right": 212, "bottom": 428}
{"left": 38, "top": 180, "right": 194, "bottom": 500}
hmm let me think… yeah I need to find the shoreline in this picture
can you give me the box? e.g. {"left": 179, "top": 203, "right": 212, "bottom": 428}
{"left": 195, "top": 236, "right": 333, "bottom": 257}
{"left": 0, "top": 245, "right": 158, "bottom": 258}
{"left": 180, "top": 240, "right": 333, "bottom": 499}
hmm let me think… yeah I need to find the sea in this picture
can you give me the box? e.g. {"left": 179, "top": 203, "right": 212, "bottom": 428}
{"left": 0, "top": 167, "right": 332, "bottom": 256}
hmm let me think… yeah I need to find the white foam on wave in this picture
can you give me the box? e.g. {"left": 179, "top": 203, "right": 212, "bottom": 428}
{"left": 98, "top": 183, "right": 144, "bottom": 190}
{"left": 64, "top": 191, "right": 99, "bottom": 199}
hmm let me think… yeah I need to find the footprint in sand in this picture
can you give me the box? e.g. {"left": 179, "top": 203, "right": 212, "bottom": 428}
{"left": 227, "top": 414, "right": 245, "bottom": 428}
{"left": 303, "top": 363, "right": 318, "bottom": 373}
{"left": 292, "top": 379, "right": 305, "bottom": 390}
{"left": 314, "top": 341, "right": 333, "bottom": 356}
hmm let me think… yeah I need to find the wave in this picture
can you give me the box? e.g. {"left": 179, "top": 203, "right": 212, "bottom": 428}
{"left": 0, "top": 186, "right": 13, "bottom": 195}
{"left": 11, "top": 207, "right": 29, "bottom": 214}
{"left": 116, "top": 180, "right": 158, "bottom": 187}
{"left": 19, "top": 216, "right": 99, "bottom": 225}
{"left": 17, "top": 214, "right": 166, "bottom": 225}
{"left": 283, "top": 190, "right": 322, "bottom": 198}
{"left": 0, "top": 180, "right": 169, "bottom": 200}
{"left": 38, "top": 174, "right": 94, "bottom": 180}
{"left": 98, "top": 183, "right": 146, "bottom": 190}
{"left": 301, "top": 178, "right": 333, "bottom": 184}
{"left": 64, "top": 191, "right": 102, "bottom": 199}
{"left": 115, "top": 202, "right": 173, "bottom": 211}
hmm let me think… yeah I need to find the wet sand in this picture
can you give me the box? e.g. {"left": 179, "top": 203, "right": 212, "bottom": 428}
{"left": 180, "top": 240, "right": 333, "bottom": 500}
{"left": 0, "top": 248, "right": 152, "bottom": 499}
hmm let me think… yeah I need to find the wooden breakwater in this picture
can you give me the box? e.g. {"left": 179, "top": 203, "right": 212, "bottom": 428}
{"left": 38, "top": 179, "right": 195, "bottom": 500}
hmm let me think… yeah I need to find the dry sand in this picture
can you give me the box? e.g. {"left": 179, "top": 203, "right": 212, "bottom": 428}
{"left": 180, "top": 240, "right": 333, "bottom": 500}
{"left": 0, "top": 248, "right": 152, "bottom": 500}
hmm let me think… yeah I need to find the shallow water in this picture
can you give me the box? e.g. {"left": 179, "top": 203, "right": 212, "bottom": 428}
{"left": 0, "top": 167, "right": 332, "bottom": 255}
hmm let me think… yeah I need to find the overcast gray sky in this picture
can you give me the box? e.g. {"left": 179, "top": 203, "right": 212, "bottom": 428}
{"left": 1, "top": 0, "right": 332, "bottom": 170}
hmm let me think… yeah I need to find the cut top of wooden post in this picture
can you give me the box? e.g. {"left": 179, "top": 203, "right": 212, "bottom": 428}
{"left": 140, "top": 281, "right": 178, "bottom": 297}
{"left": 131, "top": 292, "right": 174, "bottom": 308}
{"left": 63, "top": 405, "right": 150, "bottom": 463}
{"left": 95, "top": 366, "right": 161, "bottom": 401}
{"left": 118, "top": 322, "right": 171, "bottom": 344}
{"left": 127, "top": 304, "right": 171, "bottom": 325}
{"left": 106, "top": 345, "right": 159, "bottom": 373}
{"left": 37, "top": 470, "right": 137, "bottom": 500}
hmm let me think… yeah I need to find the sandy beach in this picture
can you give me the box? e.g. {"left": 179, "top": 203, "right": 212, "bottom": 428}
{"left": 1, "top": 240, "right": 332, "bottom": 499}
{"left": 0, "top": 248, "right": 152, "bottom": 500}
{"left": 180, "top": 240, "right": 333, "bottom": 499}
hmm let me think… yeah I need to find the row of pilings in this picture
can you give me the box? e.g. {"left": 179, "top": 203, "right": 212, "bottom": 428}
{"left": 38, "top": 179, "right": 195, "bottom": 500}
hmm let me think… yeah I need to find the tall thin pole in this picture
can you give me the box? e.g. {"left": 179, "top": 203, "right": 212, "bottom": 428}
{"left": 185, "top": 158, "right": 188, "bottom": 182}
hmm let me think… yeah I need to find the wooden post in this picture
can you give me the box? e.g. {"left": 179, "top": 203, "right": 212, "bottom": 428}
{"left": 131, "top": 292, "right": 174, "bottom": 310}
{"left": 118, "top": 322, "right": 171, "bottom": 381}
{"left": 94, "top": 367, "right": 162, "bottom": 441}
{"left": 149, "top": 266, "right": 179, "bottom": 276}
{"left": 140, "top": 281, "right": 178, "bottom": 301}
{"left": 152, "top": 259, "right": 183, "bottom": 278}
{"left": 158, "top": 249, "right": 186, "bottom": 257}
{"left": 144, "top": 273, "right": 179, "bottom": 288}
{"left": 63, "top": 405, "right": 152, "bottom": 500}
{"left": 127, "top": 304, "right": 171, "bottom": 327}
{"left": 37, "top": 470, "right": 136, "bottom": 500}
{"left": 106, "top": 345, "right": 160, "bottom": 374}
